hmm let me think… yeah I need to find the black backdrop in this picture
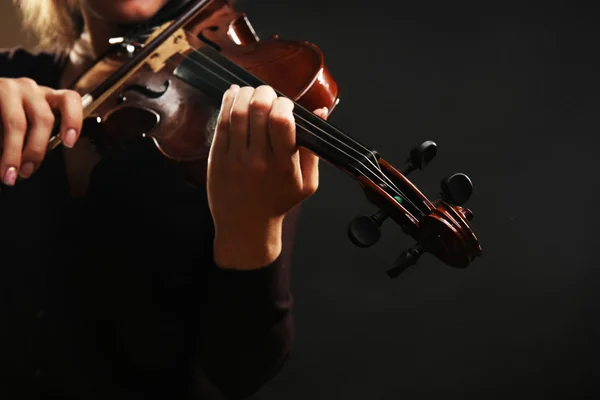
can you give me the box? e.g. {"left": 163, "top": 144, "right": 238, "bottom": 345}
{"left": 231, "top": 1, "right": 600, "bottom": 399}
{"left": 2, "top": 0, "right": 598, "bottom": 398}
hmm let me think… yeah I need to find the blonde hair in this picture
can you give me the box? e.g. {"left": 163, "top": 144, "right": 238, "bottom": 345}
{"left": 13, "top": 0, "right": 82, "bottom": 51}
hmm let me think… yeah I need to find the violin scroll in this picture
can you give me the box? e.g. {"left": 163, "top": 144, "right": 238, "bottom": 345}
{"left": 347, "top": 140, "right": 438, "bottom": 248}
{"left": 349, "top": 141, "right": 482, "bottom": 279}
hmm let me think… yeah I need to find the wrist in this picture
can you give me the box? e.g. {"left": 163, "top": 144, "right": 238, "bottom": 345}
{"left": 213, "top": 218, "right": 284, "bottom": 270}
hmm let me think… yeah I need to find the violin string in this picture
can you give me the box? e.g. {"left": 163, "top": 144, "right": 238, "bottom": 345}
{"left": 179, "top": 33, "right": 402, "bottom": 190}
{"left": 166, "top": 58, "right": 427, "bottom": 220}
{"left": 167, "top": 41, "right": 425, "bottom": 216}
{"left": 161, "top": 56, "right": 379, "bottom": 184}
{"left": 168, "top": 47, "right": 426, "bottom": 217}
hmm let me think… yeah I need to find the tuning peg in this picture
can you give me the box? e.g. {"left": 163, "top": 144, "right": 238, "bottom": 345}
{"left": 400, "top": 140, "right": 437, "bottom": 175}
{"left": 386, "top": 242, "right": 425, "bottom": 278}
{"left": 347, "top": 209, "right": 389, "bottom": 248}
{"left": 439, "top": 173, "right": 473, "bottom": 206}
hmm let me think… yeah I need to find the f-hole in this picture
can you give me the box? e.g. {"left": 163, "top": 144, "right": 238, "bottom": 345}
{"left": 117, "top": 80, "right": 171, "bottom": 103}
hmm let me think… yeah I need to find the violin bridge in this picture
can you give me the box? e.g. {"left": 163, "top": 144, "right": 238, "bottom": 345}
{"left": 145, "top": 28, "right": 192, "bottom": 73}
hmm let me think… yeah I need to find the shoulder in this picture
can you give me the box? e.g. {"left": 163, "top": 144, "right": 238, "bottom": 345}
{"left": 0, "top": 47, "right": 67, "bottom": 88}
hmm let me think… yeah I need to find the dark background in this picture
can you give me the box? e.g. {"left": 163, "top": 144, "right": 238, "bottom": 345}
{"left": 3, "top": 1, "right": 600, "bottom": 399}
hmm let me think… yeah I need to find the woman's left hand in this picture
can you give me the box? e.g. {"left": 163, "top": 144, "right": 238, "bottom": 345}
{"left": 207, "top": 84, "right": 328, "bottom": 269}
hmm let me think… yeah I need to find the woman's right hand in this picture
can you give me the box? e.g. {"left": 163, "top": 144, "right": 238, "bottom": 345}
{"left": 0, "top": 77, "right": 83, "bottom": 186}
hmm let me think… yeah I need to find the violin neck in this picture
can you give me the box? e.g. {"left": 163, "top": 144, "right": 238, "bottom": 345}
{"left": 173, "top": 46, "right": 378, "bottom": 180}
{"left": 292, "top": 105, "right": 377, "bottom": 176}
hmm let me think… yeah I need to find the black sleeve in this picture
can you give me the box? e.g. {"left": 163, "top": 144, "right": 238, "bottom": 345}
{"left": 1, "top": 46, "right": 300, "bottom": 399}
{"left": 84, "top": 151, "right": 301, "bottom": 399}
{"left": 0, "top": 48, "right": 65, "bottom": 88}
{"left": 195, "top": 204, "right": 302, "bottom": 399}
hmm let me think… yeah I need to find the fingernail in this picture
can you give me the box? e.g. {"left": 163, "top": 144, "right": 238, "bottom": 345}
{"left": 19, "top": 162, "right": 35, "bottom": 179}
{"left": 3, "top": 166, "right": 17, "bottom": 186}
{"left": 229, "top": 84, "right": 240, "bottom": 93}
{"left": 62, "top": 128, "right": 77, "bottom": 148}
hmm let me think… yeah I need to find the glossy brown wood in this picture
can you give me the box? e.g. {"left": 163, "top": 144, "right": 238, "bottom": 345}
{"left": 358, "top": 163, "right": 482, "bottom": 268}
{"left": 418, "top": 202, "right": 482, "bottom": 268}
{"left": 63, "top": 0, "right": 481, "bottom": 272}
{"left": 378, "top": 158, "right": 434, "bottom": 211}
{"left": 377, "top": 157, "right": 481, "bottom": 265}
{"left": 71, "top": 0, "right": 339, "bottom": 183}
{"left": 357, "top": 176, "right": 419, "bottom": 227}
{"left": 185, "top": 0, "right": 259, "bottom": 45}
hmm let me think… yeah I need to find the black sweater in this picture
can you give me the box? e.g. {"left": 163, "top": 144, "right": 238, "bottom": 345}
{"left": 0, "top": 48, "right": 298, "bottom": 400}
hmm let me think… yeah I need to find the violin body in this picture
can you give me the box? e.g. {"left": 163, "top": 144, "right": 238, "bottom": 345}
{"left": 55, "top": 0, "right": 482, "bottom": 278}
{"left": 71, "top": 0, "right": 338, "bottom": 183}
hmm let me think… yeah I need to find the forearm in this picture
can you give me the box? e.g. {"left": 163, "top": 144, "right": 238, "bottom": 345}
{"left": 213, "top": 215, "right": 284, "bottom": 270}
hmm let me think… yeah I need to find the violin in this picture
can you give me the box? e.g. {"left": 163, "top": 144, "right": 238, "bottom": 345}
{"left": 48, "top": 0, "right": 482, "bottom": 278}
